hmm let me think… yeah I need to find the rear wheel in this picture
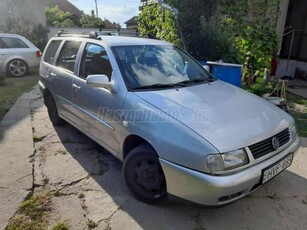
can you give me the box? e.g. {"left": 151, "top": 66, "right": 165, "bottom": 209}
{"left": 123, "top": 144, "right": 167, "bottom": 204}
{"left": 6, "top": 59, "right": 28, "bottom": 77}
{"left": 45, "top": 93, "right": 64, "bottom": 126}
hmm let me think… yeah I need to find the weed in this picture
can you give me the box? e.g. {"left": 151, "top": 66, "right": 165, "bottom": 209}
{"left": 81, "top": 203, "right": 88, "bottom": 210}
{"left": 302, "top": 200, "right": 307, "bottom": 205}
{"left": 86, "top": 219, "right": 97, "bottom": 229}
{"left": 33, "top": 135, "right": 44, "bottom": 142}
{"left": 78, "top": 193, "right": 85, "bottom": 199}
{"left": 56, "top": 149, "right": 68, "bottom": 155}
{"left": 50, "top": 221, "right": 70, "bottom": 230}
{"left": 267, "top": 193, "right": 278, "bottom": 200}
{"left": 43, "top": 178, "right": 49, "bottom": 185}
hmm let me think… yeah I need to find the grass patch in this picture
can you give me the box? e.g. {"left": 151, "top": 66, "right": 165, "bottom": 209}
{"left": 288, "top": 93, "right": 307, "bottom": 137}
{"left": 288, "top": 93, "right": 307, "bottom": 106}
{"left": 0, "top": 73, "right": 39, "bottom": 120}
{"left": 50, "top": 221, "right": 70, "bottom": 230}
{"left": 6, "top": 192, "right": 51, "bottom": 230}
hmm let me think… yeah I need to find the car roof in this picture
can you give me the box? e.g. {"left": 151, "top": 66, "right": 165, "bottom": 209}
{"left": 52, "top": 35, "right": 173, "bottom": 47}
{"left": 0, "top": 33, "right": 25, "bottom": 38}
{"left": 98, "top": 36, "right": 172, "bottom": 47}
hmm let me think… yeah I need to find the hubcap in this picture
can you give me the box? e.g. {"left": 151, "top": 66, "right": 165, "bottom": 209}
{"left": 132, "top": 158, "right": 165, "bottom": 194}
{"left": 9, "top": 60, "right": 26, "bottom": 77}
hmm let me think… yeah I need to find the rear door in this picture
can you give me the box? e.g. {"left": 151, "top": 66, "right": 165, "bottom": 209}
{"left": 72, "top": 42, "right": 124, "bottom": 154}
{"left": 50, "top": 40, "right": 82, "bottom": 122}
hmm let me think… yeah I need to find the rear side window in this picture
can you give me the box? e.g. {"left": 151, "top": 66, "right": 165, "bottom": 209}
{"left": 44, "top": 40, "right": 62, "bottom": 65}
{"left": 57, "top": 41, "right": 81, "bottom": 73}
{"left": 0, "top": 37, "right": 29, "bottom": 48}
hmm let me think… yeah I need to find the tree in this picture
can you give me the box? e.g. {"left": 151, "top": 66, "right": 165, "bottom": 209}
{"left": 45, "top": 5, "right": 76, "bottom": 27}
{"left": 138, "top": 3, "right": 182, "bottom": 47}
{"left": 219, "top": 0, "right": 281, "bottom": 85}
{"left": 138, "top": 0, "right": 223, "bottom": 60}
{"left": 80, "top": 15, "right": 105, "bottom": 28}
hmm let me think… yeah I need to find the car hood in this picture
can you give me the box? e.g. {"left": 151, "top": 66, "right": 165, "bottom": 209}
{"left": 133, "top": 81, "right": 294, "bottom": 153}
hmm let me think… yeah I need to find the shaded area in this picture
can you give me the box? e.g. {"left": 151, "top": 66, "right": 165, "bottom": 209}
{"left": 29, "top": 102, "right": 307, "bottom": 230}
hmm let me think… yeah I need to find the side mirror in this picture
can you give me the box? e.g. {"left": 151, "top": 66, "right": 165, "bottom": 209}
{"left": 203, "top": 65, "right": 210, "bottom": 72}
{"left": 86, "top": 75, "right": 118, "bottom": 93}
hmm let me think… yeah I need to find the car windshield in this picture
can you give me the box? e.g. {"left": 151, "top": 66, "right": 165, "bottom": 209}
{"left": 112, "top": 45, "right": 214, "bottom": 90}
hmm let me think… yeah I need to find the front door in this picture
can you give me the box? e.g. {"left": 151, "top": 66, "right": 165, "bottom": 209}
{"left": 72, "top": 43, "right": 124, "bottom": 154}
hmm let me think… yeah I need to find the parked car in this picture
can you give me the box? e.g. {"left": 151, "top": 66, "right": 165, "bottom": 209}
{"left": 0, "top": 33, "right": 41, "bottom": 77}
{"left": 39, "top": 33, "right": 300, "bottom": 206}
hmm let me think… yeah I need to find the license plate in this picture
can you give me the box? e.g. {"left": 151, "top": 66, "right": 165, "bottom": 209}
{"left": 262, "top": 153, "right": 294, "bottom": 184}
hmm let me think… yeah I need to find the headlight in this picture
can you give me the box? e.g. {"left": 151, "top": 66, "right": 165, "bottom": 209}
{"left": 290, "top": 124, "right": 298, "bottom": 139}
{"left": 205, "top": 149, "right": 249, "bottom": 174}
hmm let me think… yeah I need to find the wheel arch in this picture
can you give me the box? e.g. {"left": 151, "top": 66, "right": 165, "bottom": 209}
{"left": 122, "top": 134, "right": 157, "bottom": 160}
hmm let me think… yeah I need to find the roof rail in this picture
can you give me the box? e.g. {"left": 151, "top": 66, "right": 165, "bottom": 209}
{"left": 89, "top": 31, "right": 102, "bottom": 40}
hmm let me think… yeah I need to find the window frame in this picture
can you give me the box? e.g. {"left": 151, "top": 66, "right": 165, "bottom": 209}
{"left": 78, "top": 42, "right": 113, "bottom": 80}
{"left": 43, "top": 40, "right": 63, "bottom": 65}
{"left": 56, "top": 40, "right": 82, "bottom": 73}
{"left": 0, "top": 37, "right": 29, "bottom": 49}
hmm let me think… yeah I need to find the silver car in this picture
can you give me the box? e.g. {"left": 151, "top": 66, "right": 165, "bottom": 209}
{"left": 0, "top": 33, "right": 41, "bottom": 77}
{"left": 39, "top": 33, "right": 300, "bottom": 206}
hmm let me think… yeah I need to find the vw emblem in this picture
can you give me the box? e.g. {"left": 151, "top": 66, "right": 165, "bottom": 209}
{"left": 272, "top": 137, "right": 280, "bottom": 150}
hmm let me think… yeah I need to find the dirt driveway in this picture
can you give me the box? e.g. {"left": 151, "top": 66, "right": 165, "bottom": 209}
{"left": 3, "top": 88, "right": 307, "bottom": 229}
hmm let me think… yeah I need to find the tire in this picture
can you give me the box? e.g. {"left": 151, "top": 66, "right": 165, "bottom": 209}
{"left": 45, "top": 93, "right": 65, "bottom": 126}
{"left": 123, "top": 144, "right": 167, "bottom": 204}
{"left": 6, "top": 59, "right": 28, "bottom": 77}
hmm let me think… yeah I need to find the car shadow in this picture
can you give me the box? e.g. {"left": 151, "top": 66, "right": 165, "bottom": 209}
{"left": 53, "top": 123, "right": 307, "bottom": 229}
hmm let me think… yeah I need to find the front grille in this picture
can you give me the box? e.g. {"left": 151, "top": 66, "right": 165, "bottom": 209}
{"left": 249, "top": 128, "right": 290, "bottom": 159}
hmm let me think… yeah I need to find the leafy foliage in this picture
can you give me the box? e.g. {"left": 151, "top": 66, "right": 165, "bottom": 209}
{"left": 138, "top": 0, "right": 231, "bottom": 60}
{"left": 138, "top": 3, "right": 182, "bottom": 47}
{"left": 80, "top": 15, "right": 105, "bottom": 28}
{"left": 45, "top": 5, "right": 76, "bottom": 27}
{"left": 219, "top": 0, "right": 281, "bottom": 86}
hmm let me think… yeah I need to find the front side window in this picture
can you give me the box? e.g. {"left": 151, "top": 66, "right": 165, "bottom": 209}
{"left": 79, "top": 43, "right": 113, "bottom": 79}
{"left": 112, "top": 45, "right": 214, "bottom": 90}
{"left": 44, "top": 40, "right": 62, "bottom": 65}
{"left": 57, "top": 41, "right": 81, "bottom": 72}
{"left": 0, "top": 37, "right": 29, "bottom": 49}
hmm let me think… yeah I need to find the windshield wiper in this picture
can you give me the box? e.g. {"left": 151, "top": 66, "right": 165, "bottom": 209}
{"left": 174, "top": 78, "right": 210, "bottom": 86}
{"left": 132, "top": 83, "right": 176, "bottom": 90}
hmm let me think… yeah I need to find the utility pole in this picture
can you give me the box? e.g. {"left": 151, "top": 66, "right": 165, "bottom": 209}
{"left": 95, "top": 0, "right": 99, "bottom": 18}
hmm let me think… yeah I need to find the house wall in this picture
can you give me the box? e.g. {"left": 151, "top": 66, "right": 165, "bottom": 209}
{"left": 0, "top": 0, "right": 49, "bottom": 29}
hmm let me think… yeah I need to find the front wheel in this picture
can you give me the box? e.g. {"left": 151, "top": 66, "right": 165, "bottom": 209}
{"left": 123, "top": 144, "right": 167, "bottom": 204}
{"left": 6, "top": 59, "right": 28, "bottom": 77}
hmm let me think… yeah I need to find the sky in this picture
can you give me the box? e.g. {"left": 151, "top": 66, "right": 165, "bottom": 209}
{"left": 67, "top": 0, "right": 140, "bottom": 27}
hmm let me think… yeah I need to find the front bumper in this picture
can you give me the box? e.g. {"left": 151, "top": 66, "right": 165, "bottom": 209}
{"left": 160, "top": 136, "right": 301, "bottom": 206}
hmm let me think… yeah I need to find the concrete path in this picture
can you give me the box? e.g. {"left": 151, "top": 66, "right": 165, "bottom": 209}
{"left": 0, "top": 86, "right": 42, "bottom": 228}
{"left": 287, "top": 79, "right": 307, "bottom": 98}
{"left": 0, "top": 86, "right": 307, "bottom": 229}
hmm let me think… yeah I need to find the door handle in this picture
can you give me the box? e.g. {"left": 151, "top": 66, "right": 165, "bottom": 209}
{"left": 50, "top": 72, "right": 56, "bottom": 77}
{"left": 72, "top": 84, "right": 81, "bottom": 90}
